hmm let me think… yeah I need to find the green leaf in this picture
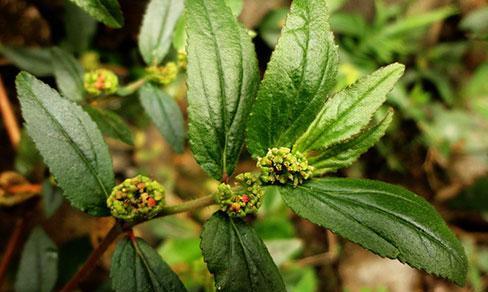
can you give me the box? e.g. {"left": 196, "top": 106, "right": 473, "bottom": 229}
{"left": 309, "top": 110, "right": 393, "bottom": 174}
{"left": 51, "top": 47, "right": 85, "bottom": 102}
{"left": 16, "top": 72, "right": 114, "bottom": 216}
{"left": 64, "top": 0, "right": 97, "bottom": 53}
{"left": 281, "top": 178, "right": 468, "bottom": 285}
{"left": 246, "top": 0, "right": 338, "bottom": 157}
{"left": 84, "top": 106, "right": 134, "bottom": 145}
{"left": 138, "top": 0, "right": 184, "bottom": 65}
{"left": 42, "top": 180, "right": 64, "bottom": 218}
{"left": 200, "top": 211, "right": 286, "bottom": 291}
{"left": 224, "top": 0, "right": 243, "bottom": 16}
{"left": 186, "top": 0, "right": 259, "bottom": 179}
{"left": 111, "top": 237, "right": 186, "bottom": 292}
{"left": 15, "top": 227, "right": 58, "bottom": 292}
{"left": 0, "top": 45, "right": 52, "bottom": 76}
{"left": 139, "top": 84, "right": 185, "bottom": 153}
{"left": 68, "top": 0, "right": 124, "bottom": 28}
{"left": 294, "top": 63, "right": 404, "bottom": 153}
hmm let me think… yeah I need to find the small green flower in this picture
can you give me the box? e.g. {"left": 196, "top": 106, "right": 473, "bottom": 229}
{"left": 145, "top": 62, "right": 178, "bottom": 85}
{"left": 257, "top": 147, "right": 314, "bottom": 187}
{"left": 83, "top": 69, "right": 119, "bottom": 96}
{"left": 107, "top": 175, "right": 165, "bottom": 222}
{"left": 216, "top": 172, "right": 263, "bottom": 218}
{"left": 177, "top": 50, "right": 187, "bottom": 70}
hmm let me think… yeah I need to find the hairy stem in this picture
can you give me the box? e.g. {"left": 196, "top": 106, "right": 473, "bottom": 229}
{"left": 60, "top": 194, "right": 217, "bottom": 291}
{"left": 0, "top": 218, "right": 27, "bottom": 288}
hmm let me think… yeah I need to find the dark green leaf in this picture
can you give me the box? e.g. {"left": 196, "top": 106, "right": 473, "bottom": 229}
{"left": 64, "top": 0, "right": 97, "bottom": 53}
{"left": 281, "top": 178, "right": 468, "bottom": 285}
{"left": 138, "top": 0, "right": 184, "bottom": 65}
{"left": 200, "top": 211, "right": 286, "bottom": 292}
{"left": 42, "top": 180, "right": 64, "bottom": 218}
{"left": 246, "top": 0, "right": 338, "bottom": 157}
{"left": 309, "top": 110, "right": 393, "bottom": 174}
{"left": 186, "top": 0, "right": 259, "bottom": 179}
{"left": 16, "top": 72, "right": 114, "bottom": 216}
{"left": 51, "top": 47, "right": 85, "bottom": 102}
{"left": 15, "top": 227, "right": 58, "bottom": 292}
{"left": 0, "top": 45, "right": 52, "bottom": 76}
{"left": 84, "top": 106, "right": 134, "bottom": 145}
{"left": 68, "top": 0, "right": 123, "bottom": 28}
{"left": 111, "top": 237, "right": 186, "bottom": 292}
{"left": 139, "top": 84, "right": 185, "bottom": 153}
{"left": 294, "top": 63, "right": 404, "bottom": 152}
{"left": 14, "top": 130, "right": 42, "bottom": 175}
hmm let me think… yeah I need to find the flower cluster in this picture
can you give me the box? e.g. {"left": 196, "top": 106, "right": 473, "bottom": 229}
{"left": 145, "top": 62, "right": 178, "bottom": 85}
{"left": 257, "top": 147, "right": 314, "bottom": 187}
{"left": 217, "top": 172, "right": 263, "bottom": 218}
{"left": 83, "top": 69, "right": 119, "bottom": 96}
{"left": 107, "top": 175, "right": 165, "bottom": 222}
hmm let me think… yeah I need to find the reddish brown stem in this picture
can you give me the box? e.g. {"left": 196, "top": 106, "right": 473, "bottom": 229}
{"left": 0, "top": 76, "right": 20, "bottom": 149}
{"left": 59, "top": 223, "right": 123, "bottom": 292}
{"left": 7, "top": 184, "right": 42, "bottom": 194}
{"left": 0, "top": 218, "right": 27, "bottom": 287}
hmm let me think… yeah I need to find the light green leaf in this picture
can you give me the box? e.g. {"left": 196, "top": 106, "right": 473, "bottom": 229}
{"left": 15, "top": 227, "right": 58, "bottom": 292}
{"left": 186, "top": 0, "right": 259, "bottom": 179}
{"left": 281, "top": 178, "right": 468, "bottom": 285}
{"left": 139, "top": 84, "right": 185, "bottom": 153}
{"left": 294, "top": 63, "right": 404, "bottom": 153}
{"left": 309, "top": 110, "right": 393, "bottom": 174}
{"left": 111, "top": 237, "right": 186, "bottom": 292}
{"left": 138, "top": 0, "right": 184, "bottom": 65}
{"left": 0, "top": 45, "right": 52, "bottom": 76}
{"left": 16, "top": 72, "right": 114, "bottom": 216}
{"left": 200, "top": 211, "right": 286, "bottom": 291}
{"left": 224, "top": 0, "right": 243, "bottom": 16}
{"left": 84, "top": 106, "right": 134, "bottom": 145}
{"left": 64, "top": 0, "right": 97, "bottom": 53}
{"left": 68, "top": 0, "right": 123, "bottom": 28}
{"left": 51, "top": 47, "right": 85, "bottom": 102}
{"left": 247, "top": 0, "right": 339, "bottom": 157}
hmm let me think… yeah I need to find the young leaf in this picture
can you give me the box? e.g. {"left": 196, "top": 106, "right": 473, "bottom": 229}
{"left": 51, "top": 47, "right": 85, "bottom": 102}
{"left": 281, "top": 178, "right": 468, "bottom": 285}
{"left": 139, "top": 84, "right": 185, "bottom": 153}
{"left": 309, "top": 110, "right": 393, "bottom": 174}
{"left": 68, "top": 0, "right": 124, "bottom": 28}
{"left": 0, "top": 45, "right": 52, "bottom": 76}
{"left": 16, "top": 72, "right": 114, "bottom": 216}
{"left": 294, "top": 63, "right": 404, "bottom": 153}
{"left": 111, "top": 237, "right": 186, "bottom": 292}
{"left": 138, "top": 0, "right": 184, "bottom": 65}
{"left": 64, "top": 0, "right": 97, "bottom": 54}
{"left": 200, "top": 211, "right": 286, "bottom": 291}
{"left": 246, "top": 0, "right": 338, "bottom": 157}
{"left": 186, "top": 0, "right": 259, "bottom": 179}
{"left": 84, "top": 106, "right": 134, "bottom": 145}
{"left": 15, "top": 227, "right": 58, "bottom": 292}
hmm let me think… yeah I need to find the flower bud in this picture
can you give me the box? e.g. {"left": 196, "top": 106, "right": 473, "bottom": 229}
{"left": 257, "top": 147, "right": 313, "bottom": 187}
{"left": 107, "top": 175, "right": 165, "bottom": 222}
{"left": 177, "top": 50, "right": 187, "bottom": 70}
{"left": 83, "top": 69, "right": 119, "bottom": 96}
{"left": 216, "top": 172, "right": 263, "bottom": 218}
{"left": 145, "top": 62, "right": 178, "bottom": 85}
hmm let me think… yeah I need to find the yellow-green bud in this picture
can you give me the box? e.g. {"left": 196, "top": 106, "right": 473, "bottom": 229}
{"left": 257, "top": 147, "right": 314, "bottom": 187}
{"left": 145, "top": 62, "right": 178, "bottom": 85}
{"left": 80, "top": 51, "right": 101, "bottom": 71}
{"left": 83, "top": 69, "right": 119, "bottom": 96}
{"left": 177, "top": 50, "right": 187, "bottom": 70}
{"left": 216, "top": 172, "right": 263, "bottom": 218}
{"left": 107, "top": 175, "right": 165, "bottom": 222}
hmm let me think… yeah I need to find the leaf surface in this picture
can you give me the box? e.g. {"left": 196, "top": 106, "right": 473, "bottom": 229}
{"left": 281, "top": 178, "right": 468, "bottom": 285}
{"left": 84, "top": 106, "right": 134, "bottom": 145}
{"left": 68, "top": 0, "right": 123, "bottom": 28}
{"left": 51, "top": 47, "right": 85, "bottom": 102}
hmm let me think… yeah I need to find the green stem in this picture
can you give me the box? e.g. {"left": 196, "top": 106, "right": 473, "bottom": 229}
{"left": 143, "top": 194, "right": 217, "bottom": 222}
{"left": 117, "top": 78, "right": 146, "bottom": 96}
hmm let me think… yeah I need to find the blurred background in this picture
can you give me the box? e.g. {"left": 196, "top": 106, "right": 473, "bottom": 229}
{"left": 0, "top": 0, "right": 487, "bottom": 291}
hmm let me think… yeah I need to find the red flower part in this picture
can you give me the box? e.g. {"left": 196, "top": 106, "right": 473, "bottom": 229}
{"left": 241, "top": 194, "right": 250, "bottom": 203}
{"left": 147, "top": 197, "right": 157, "bottom": 207}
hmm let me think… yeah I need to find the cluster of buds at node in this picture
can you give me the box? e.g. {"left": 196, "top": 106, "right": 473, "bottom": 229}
{"left": 177, "top": 50, "right": 187, "bottom": 70}
{"left": 257, "top": 147, "right": 314, "bottom": 187}
{"left": 83, "top": 69, "right": 119, "bottom": 96}
{"left": 217, "top": 172, "right": 263, "bottom": 218}
{"left": 107, "top": 175, "right": 165, "bottom": 222}
{"left": 145, "top": 62, "right": 178, "bottom": 85}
